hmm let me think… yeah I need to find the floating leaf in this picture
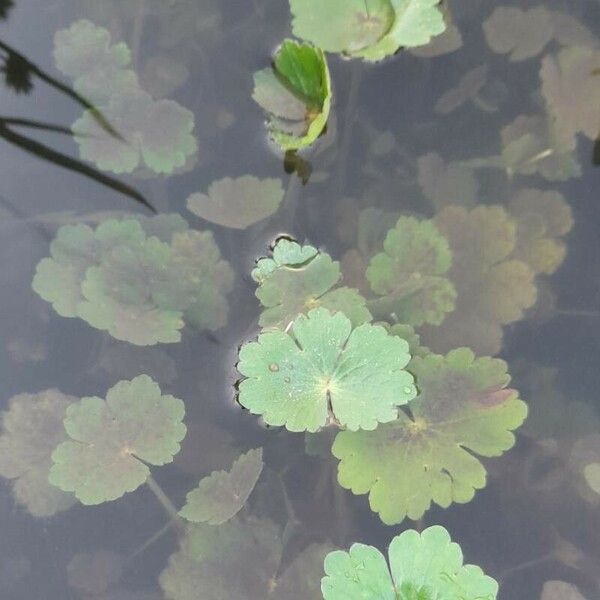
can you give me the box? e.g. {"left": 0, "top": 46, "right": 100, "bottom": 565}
{"left": 290, "top": 0, "right": 446, "bottom": 62}
{"left": 49, "top": 375, "right": 186, "bottom": 505}
{"left": 483, "top": 7, "right": 554, "bottom": 62}
{"left": 53, "top": 19, "right": 136, "bottom": 103}
{"left": 541, "top": 46, "right": 600, "bottom": 141}
{"left": 0, "top": 390, "right": 77, "bottom": 517}
{"left": 74, "top": 86, "right": 198, "bottom": 175}
{"left": 187, "top": 176, "right": 284, "bottom": 229}
{"left": 541, "top": 581, "right": 588, "bottom": 600}
{"left": 237, "top": 308, "right": 416, "bottom": 432}
{"left": 333, "top": 348, "right": 527, "bottom": 524}
{"left": 252, "top": 39, "right": 331, "bottom": 150}
{"left": 322, "top": 525, "right": 498, "bottom": 599}
{"left": 417, "top": 152, "right": 478, "bottom": 209}
{"left": 253, "top": 238, "right": 371, "bottom": 328}
{"left": 179, "top": 448, "right": 263, "bottom": 524}
{"left": 366, "top": 216, "right": 456, "bottom": 326}
{"left": 508, "top": 188, "right": 573, "bottom": 275}
{"left": 160, "top": 516, "right": 329, "bottom": 600}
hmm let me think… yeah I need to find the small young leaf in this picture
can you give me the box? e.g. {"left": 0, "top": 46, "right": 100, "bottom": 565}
{"left": 322, "top": 526, "right": 498, "bottom": 599}
{"left": 179, "top": 448, "right": 263, "bottom": 525}
{"left": 49, "top": 375, "right": 186, "bottom": 505}
{"left": 253, "top": 238, "right": 371, "bottom": 328}
{"left": 252, "top": 40, "right": 331, "bottom": 150}
{"left": 237, "top": 308, "right": 416, "bottom": 432}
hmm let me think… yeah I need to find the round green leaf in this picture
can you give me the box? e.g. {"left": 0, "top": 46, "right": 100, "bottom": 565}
{"left": 49, "top": 375, "right": 186, "bottom": 505}
{"left": 179, "top": 448, "right": 263, "bottom": 524}
{"left": 238, "top": 308, "right": 416, "bottom": 432}
{"left": 322, "top": 526, "right": 498, "bottom": 599}
{"left": 333, "top": 348, "right": 527, "bottom": 524}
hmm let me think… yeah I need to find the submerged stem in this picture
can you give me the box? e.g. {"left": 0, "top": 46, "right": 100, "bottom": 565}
{"left": 146, "top": 474, "right": 183, "bottom": 525}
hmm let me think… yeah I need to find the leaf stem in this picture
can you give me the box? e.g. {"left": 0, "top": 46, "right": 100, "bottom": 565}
{"left": 146, "top": 474, "right": 183, "bottom": 525}
{"left": 126, "top": 515, "right": 179, "bottom": 563}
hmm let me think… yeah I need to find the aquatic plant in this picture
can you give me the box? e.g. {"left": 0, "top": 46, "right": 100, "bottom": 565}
{"left": 0, "top": 389, "right": 77, "bottom": 517}
{"left": 179, "top": 448, "right": 263, "bottom": 524}
{"left": 32, "top": 215, "right": 233, "bottom": 345}
{"left": 333, "top": 348, "right": 527, "bottom": 524}
{"left": 322, "top": 525, "right": 498, "bottom": 599}
{"left": 252, "top": 39, "right": 331, "bottom": 150}
{"left": 366, "top": 216, "right": 457, "bottom": 326}
{"left": 187, "top": 176, "right": 285, "bottom": 229}
{"left": 290, "top": 0, "right": 446, "bottom": 62}
{"left": 252, "top": 238, "right": 371, "bottom": 328}
{"left": 237, "top": 307, "right": 416, "bottom": 432}
{"left": 48, "top": 375, "right": 186, "bottom": 505}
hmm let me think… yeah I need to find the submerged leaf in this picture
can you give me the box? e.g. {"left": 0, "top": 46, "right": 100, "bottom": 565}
{"left": 483, "top": 7, "right": 554, "bottom": 62}
{"left": 160, "top": 517, "right": 328, "bottom": 599}
{"left": 366, "top": 216, "right": 456, "bottom": 326}
{"left": 187, "top": 176, "right": 284, "bottom": 229}
{"left": 253, "top": 238, "right": 371, "bottom": 328}
{"left": 252, "top": 39, "right": 331, "bottom": 150}
{"left": 49, "top": 375, "right": 186, "bottom": 505}
{"left": 541, "top": 581, "right": 588, "bottom": 600}
{"left": 67, "top": 551, "right": 122, "bottom": 595}
{"left": 333, "top": 348, "right": 527, "bottom": 524}
{"left": 541, "top": 46, "right": 600, "bottom": 140}
{"left": 0, "top": 390, "right": 77, "bottom": 517}
{"left": 290, "top": 0, "right": 446, "bottom": 61}
{"left": 237, "top": 308, "right": 416, "bottom": 432}
{"left": 179, "top": 448, "right": 263, "bottom": 524}
{"left": 434, "top": 65, "right": 488, "bottom": 115}
{"left": 322, "top": 526, "right": 498, "bottom": 599}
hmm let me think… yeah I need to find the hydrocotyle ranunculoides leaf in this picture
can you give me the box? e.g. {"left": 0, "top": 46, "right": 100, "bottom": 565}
{"left": 252, "top": 39, "right": 331, "bottom": 151}
{"left": 0, "top": 390, "right": 77, "bottom": 517}
{"left": 322, "top": 526, "right": 498, "bottom": 600}
{"left": 290, "top": 0, "right": 446, "bottom": 62}
{"left": 252, "top": 238, "right": 371, "bottom": 328}
{"left": 333, "top": 348, "right": 527, "bottom": 524}
{"left": 179, "top": 448, "right": 263, "bottom": 525}
{"left": 237, "top": 308, "right": 416, "bottom": 433}
{"left": 187, "top": 176, "right": 285, "bottom": 229}
{"left": 366, "top": 216, "right": 457, "bottom": 326}
{"left": 49, "top": 375, "right": 186, "bottom": 505}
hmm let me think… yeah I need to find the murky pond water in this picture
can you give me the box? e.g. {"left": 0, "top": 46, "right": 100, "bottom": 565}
{"left": 0, "top": 1, "right": 599, "bottom": 598}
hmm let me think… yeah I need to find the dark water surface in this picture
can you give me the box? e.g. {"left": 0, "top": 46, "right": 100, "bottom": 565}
{"left": 0, "top": 1, "right": 599, "bottom": 598}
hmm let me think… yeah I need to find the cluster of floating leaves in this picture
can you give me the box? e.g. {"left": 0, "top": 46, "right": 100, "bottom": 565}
{"left": 53, "top": 20, "right": 197, "bottom": 174}
{"left": 32, "top": 214, "right": 234, "bottom": 345}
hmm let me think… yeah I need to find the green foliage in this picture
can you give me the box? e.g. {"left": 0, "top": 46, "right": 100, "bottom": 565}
{"left": 179, "top": 448, "right": 263, "bottom": 524}
{"left": 420, "top": 205, "right": 538, "bottom": 355}
{"left": 160, "top": 516, "right": 329, "bottom": 599}
{"left": 49, "top": 375, "right": 186, "bottom": 505}
{"left": 252, "top": 39, "right": 331, "bottom": 150}
{"left": 252, "top": 238, "right": 371, "bottom": 328}
{"left": 290, "top": 0, "right": 446, "bottom": 62}
{"left": 54, "top": 19, "right": 197, "bottom": 175}
{"left": 0, "top": 390, "right": 77, "bottom": 517}
{"left": 187, "top": 176, "right": 284, "bottom": 229}
{"left": 333, "top": 348, "right": 527, "bottom": 524}
{"left": 541, "top": 46, "right": 600, "bottom": 141}
{"left": 53, "top": 19, "right": 136, "bottom": 103}
{"left": 508, "top": 188, "right": 573, "bottom": 275}
{"left": 32, "top": 216, "right": 233, "bottom": 345}
{"left": 322, "top": 525, "right": 498, "bottom": 599}
{"left": 237, "top": 308, "right": 416, "bottom": 432}
{"left": 366, "top": 216, "right": 457, "bottom": 326}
